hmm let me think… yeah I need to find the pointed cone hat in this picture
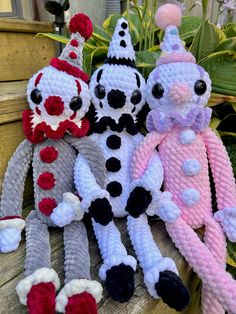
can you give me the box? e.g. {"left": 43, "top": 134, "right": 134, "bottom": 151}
{"left": 155, "top": 4, "right": 195, "bottom": 66}
{"left": 105, "top": 17, "right": 136, "bottom": 68}
{"left": 50, "top": 13, "right": 93, "bottom": 82}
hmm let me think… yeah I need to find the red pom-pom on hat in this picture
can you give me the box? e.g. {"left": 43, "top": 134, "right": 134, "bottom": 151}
{"left": 69, "top": 13, "right": 93, "bottom": 40}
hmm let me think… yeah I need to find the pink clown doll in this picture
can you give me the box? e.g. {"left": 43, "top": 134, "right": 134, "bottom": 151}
{"left": 131, "top": 4, "right": 236, "bottom": 314}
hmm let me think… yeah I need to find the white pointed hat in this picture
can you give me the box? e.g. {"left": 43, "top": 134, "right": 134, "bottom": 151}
{"left": 105, "top": 17, "right": 136, "bottom": 68}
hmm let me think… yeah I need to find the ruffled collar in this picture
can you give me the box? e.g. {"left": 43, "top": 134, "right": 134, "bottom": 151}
{"left": 146, "top": 107, "right": 212, "bottom": 133}
{"left": 22, "top": 109, "right": 90, "bottom": 144}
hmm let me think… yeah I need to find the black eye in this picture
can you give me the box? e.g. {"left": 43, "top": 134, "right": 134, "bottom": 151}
{"left": 152, "top": 83, "right": 164, "bottom": 99}
{"left": 69, "top": 96, "right": 82, "bottom": 111}
{"left": 30, "top": 88, "right": 42, "bottom": 104}
{"left": 95, "top": 84, "right": 106, "bottom": 99}
{"left": 194, "top": 80, "right": 207, "bottom": 95}
{"left": 131, "top": 90, "right": 142, "bottom": 105}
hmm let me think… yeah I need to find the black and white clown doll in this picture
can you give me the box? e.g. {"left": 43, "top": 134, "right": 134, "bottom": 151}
{"left": 73, "top": 18, "right": 190, "bottom": 311}
{"left": 0, "top": 14, "right": 103, "bottom": 314}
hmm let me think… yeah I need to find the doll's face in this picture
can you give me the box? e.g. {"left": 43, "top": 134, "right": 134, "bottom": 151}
{"left": 89, "top": 64, "right": 146, "bottom": 123}
{"left": 27, "top": 66, "right": 90, "bottom": 129}
{"left": 147, "top": 62, "right": 212, "bottom": 116}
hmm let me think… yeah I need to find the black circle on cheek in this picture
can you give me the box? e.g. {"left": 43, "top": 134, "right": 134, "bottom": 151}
{"left": 106, "top": 157, "right": 121, "bottom": 172}
{"left": 106, "top": 181, "right": 123, "bottom": 197}
{"left": 106, "top": 135, "right": 121, "bottom": 149}
{"left": 95, "top": 84, "right": 106, "bottom": 99}
{"left": 131, "top": 90, "right": 142, "bottom": 105}
{"left": 30, "top": 88, "right": 42, "bottom": 104}
{"left": 69, "top": 96, "right": 82, "bottom": 111}
{"left": 152, "top": 83, "right": 164, "bottom": 99}
{"left": 194, "top": 80, "right": 207, "bottom": 96}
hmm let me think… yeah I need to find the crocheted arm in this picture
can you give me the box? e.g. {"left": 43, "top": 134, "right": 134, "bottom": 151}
{"left": 126, "top": 131, "right": 179, "bottom": 221}
{"left": 0, "top": 139, "right": 33, "bottom": 252}
{"left": 74, "top": 154, "right": 113, "bottom": 226}
{"left": 202, "top": 128, "right": 236, "bottom": 241}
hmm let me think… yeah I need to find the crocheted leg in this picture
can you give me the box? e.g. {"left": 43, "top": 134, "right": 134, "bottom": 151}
{"left": 56, "top": 221, "right": 102, "bottom": 314}
{"left": 201, "top": 216, "right": 226, "bottom": 314}
{"left": 127, "top": 215, "right": 190, "bottom": 311}
{"left": 166, "top": 217, "right": 236, "bottom": 314}
{"left": 16, "top": 211, "right": 60, "bottom": 314}
{"left": 93, "top": 219, "right": 137, "bottom": 303}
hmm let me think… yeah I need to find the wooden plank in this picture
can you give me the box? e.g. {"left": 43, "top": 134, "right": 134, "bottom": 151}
{"left": 0, "top": 19, "right": 54, "bottom": 33}
{"left": 0, "top": 218, "right": 201, "bottom": 313}
{"left": 0, "top": 32, "right": 56, "bottom": 81}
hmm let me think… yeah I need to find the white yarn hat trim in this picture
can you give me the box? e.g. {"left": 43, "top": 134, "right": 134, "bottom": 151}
{"left": 0, "top": 218, "right": 25, "bottom": 231}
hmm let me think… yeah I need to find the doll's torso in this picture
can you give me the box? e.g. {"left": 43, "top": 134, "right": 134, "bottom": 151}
{"left": 159, "top": 127, "right": 212, "bottom": 228}
{"left": 32, "top": 138, "right": 76, "bottom": 225}
{"left": 90, "top": 129, "right": 143, "bottom": 217}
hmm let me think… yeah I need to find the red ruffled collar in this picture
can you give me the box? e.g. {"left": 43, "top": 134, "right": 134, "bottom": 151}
{"left": 22, "top": 109, "right": 90, "bottom": 144}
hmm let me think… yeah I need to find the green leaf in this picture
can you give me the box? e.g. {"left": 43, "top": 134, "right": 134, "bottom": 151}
{"left": 226, "top": 145, "right": 236, "bottom": 176}
{"left": 148, "top": 45, "right": 160, "bottom": 52}
{"left": 190, "top": 20, "right": 226, "bottom": 62}
{"left": 179, "top": 16, "right": 202, "bottom": 42}
{"left": 36, "top": 33, "right": 69, "bottom": 44}
{"left": 92, "top": 24, "right": 111, "bottom": 45}
{"left": 123, "top": 9, "right": 142, "bottom": 45}
{"left": 199, "top": 51, "right": 236, "bottom": 96}
{"left": 223, "top": 23, "right": 236, "bottom": 38}
{"left": 135, "top": 51, "right": 160, "bottom": 68}
{"left": 103, "top": 14, "right": 122, "bottom": 36}
{"left": 83, "top": 46, "right": 108, "bottom": 76}
{"left": 216, "top": 37, "right": 236, "bottom": 52}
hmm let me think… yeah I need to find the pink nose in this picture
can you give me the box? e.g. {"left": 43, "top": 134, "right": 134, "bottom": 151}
{"left": 169, "top": 83, "right": 191, "bottom": 105}
{"left": 44, "top": 96, "right": 64, "bottom": 116}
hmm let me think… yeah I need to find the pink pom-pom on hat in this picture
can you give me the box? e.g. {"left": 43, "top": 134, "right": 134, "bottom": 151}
{"left": 155, "top": 3, "right": 182, "bottom": 30}
{"left": 155, "top": 4, "right": 195, "bottom": 66}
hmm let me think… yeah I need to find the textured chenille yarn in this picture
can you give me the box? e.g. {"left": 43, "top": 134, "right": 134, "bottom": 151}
{"left": 74, "top": 16, "right": 190, "bottom": 311}
{"left": 0, "top": 13, "right": 103, "bottom": 314}
{"left": 132, "top": 4, "right": 236, "bottom": 314}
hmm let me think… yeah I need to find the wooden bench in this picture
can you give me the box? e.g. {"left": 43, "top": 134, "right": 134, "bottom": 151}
{"left": 0, "top": 18, "right": 201, "bottom": 314}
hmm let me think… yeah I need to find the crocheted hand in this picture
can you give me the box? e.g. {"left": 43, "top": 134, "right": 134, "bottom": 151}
{"left": 0, "top": 227, "right": 21, "bottom": 252}
{"left": 50, "top": 192, "right": 83, "bottom": 227}
{"left": 214, "top": 208, "right": 236, "bottom": 242}
{"left": 156, "top": 192, "right": 180, "bottom": 223}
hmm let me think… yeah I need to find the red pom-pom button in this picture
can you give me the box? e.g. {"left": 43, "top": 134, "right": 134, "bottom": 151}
{"left": 69, "top": 51, "right": 77, "bottom": 59}
{"left": 40, "top": 146, "right": 58, "bottom": 163}
{"left": 70, "top": 39, "right": 79, "bottom": 47}
{"left": 37, "top": 172, "right": 55, "bottom": 190}
{"left": 38, "top": 198, "right": 57, "bottom": 216}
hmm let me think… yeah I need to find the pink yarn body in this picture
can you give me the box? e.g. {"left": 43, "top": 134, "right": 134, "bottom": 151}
{"left": 132, "top": 128, "right": 236, "bottom": 313}
{"left": 159, "top": 127, "right": 211, "bottom": 228}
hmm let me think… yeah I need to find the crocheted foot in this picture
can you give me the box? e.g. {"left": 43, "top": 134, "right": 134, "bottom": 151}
{"left": 155, "top": 271, "right": 190, "bottom": 311}
{"left": 27, "top": 282, "right": 56, "bottom": 314}
{"left": 56, "top": 279, "right": 103, "bottom": 313}
{"left": 88, "top": 198, "right": 114, "bottom": 226}
{"left": 125, "top": 187, "right": 152, "bottom": 218}
{"left": 65, "top": 292, "right": 97, "bottom": 314}
{"left": 105, "top": 263, "right": 135, "bottom": 303}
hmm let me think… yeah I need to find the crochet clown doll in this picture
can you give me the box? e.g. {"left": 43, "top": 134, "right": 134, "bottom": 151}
{"left": 131, "top": 4, "right": 236, "bottom": 314}
{"left": 73, "top": 17, "right": 190, "bottom": 311}
{"left": 0, "top": 14, "right": 103, "bottom": 314}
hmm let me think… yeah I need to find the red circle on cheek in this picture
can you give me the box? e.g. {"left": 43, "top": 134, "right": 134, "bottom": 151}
{"left": 37, "top": 172, "right": 55, "bottom": 190}
{"left": 44, "top": 96, "right": 64, "bottom": 116}
{"left": 38, "top": 198, "right": 57, "bottom": 215}
{"left": 40, "top": 147, "right": 58, "bottom": 163}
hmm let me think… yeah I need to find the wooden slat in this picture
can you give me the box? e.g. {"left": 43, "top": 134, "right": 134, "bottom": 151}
{"left": 0, "top": 218, "right": 201, "bottom": 313}
{"left": 0, "top": 19, "right": 54, "bottom": 33}
{"left": 0, "top": 32, "right": 56, "bottom": 81}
